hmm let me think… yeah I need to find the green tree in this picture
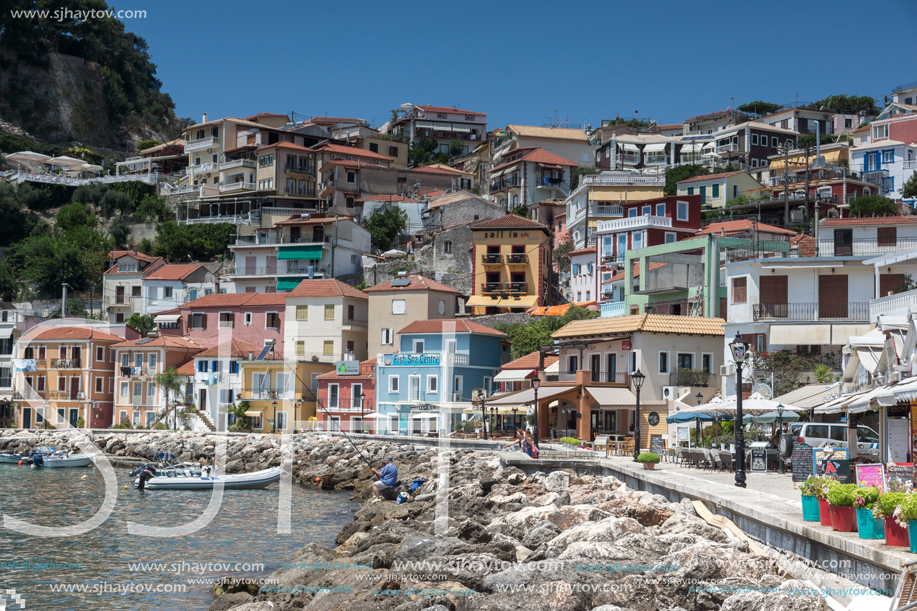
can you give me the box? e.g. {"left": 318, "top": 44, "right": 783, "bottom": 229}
{"left": 811, "top": 94, "right": 880, "bottom": 115}
{"left": 495, "top": 306, "right": 597, "bottom": 361}
{"left": 553, "top": 236, "right": 574, "bottom": 272}
{"left": 127, "top": 313, "right": 155, "bottom": 336}
{"left": 848, "top": 195, "right": 898, "bottom": 217}
{"left": 108, "top": 216, "right": 132, "bottom": 248}
{"left": 137, "top": 237, "right": 154, "bottom": 255}
{"left": 56, "top": 202, "right": 98, "bottom": 231}
{"left": 736, "top": 101, "right": 783, "bottom": 116}
{"left": 152, "top": 222, "right": 234, "bottom": 262}
{"left": 511, "top": 204, "right": 530, "bottom": 218}
{"left": 664, "top": 164, "right": 709, "bottom": 196}
{"left": 99, "top": 189, "right": 132, "bottom": 218}
{"left": 571, "top": 166, "right": 596, "bottom": 191}
{"left": 408, "top": 135, "right": 439, "bottom": 166}
{"left": 902, "top": 173, "right": 917, "bottom": 200}
{"left": 154, "top": 366, "right": 191, "bottom": 430}
{"left": 797, "top": 133, "right": 849, "bottom": 149}
{"left": 0, "top": 183, "right": 37, "bottom": 247}
{"left": 135, "top": 194, "right": 172, "bottom": 222}
{"left": 364, "top": 207, "right": 408, "bottom": 252}
{"left": 137, "top": 139, "right": 161, "bottom": 152}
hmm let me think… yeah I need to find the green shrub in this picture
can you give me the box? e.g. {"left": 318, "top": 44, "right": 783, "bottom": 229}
{"left": 153, "top": 422, "right": 166, "bottom": 430}
{"left": 637, "top": 452, "right": 660, "bottom": 464}
{"left": 826, "top": 483, "right": 857, "bottom": 507}
{"left": 799, "top": 475, "right": 821, "bottom": 497}
{"left": 898, "top": 494, "right": 917, "bottom": 523}
{"left": 874, "top": 492, "right": 906, "bottom": 518}
{"left": 854, "top": 485, "right": 881, "bottom": 509}
{"left": 559, "top": 437, "right": 581, "bottom": 446}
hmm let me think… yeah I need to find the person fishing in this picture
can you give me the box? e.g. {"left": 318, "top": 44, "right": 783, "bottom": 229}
{"left": 371, "top": 455, "right": 398, "bottom": 503}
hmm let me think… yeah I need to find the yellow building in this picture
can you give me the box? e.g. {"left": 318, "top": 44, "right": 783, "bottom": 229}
{"left": 237, "top": 359, "right": 332, "bottom": 432}
{"left": 466, "top": 214, "right": 552, "bottom": 315}
{"left": 676, "top": 170, "right": 764, "bottom": 209}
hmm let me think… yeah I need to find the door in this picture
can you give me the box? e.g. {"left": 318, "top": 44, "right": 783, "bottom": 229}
{"left": 409, "top": 376, "right": 420, "bottom": 401}
{"left": 69, "top": 408, "right": 79, "bottom": 428}
{"left": 199, "top": 388, "right": 207, "bottom": 412}
{"left": 115, "top": 286, "right": 125, "bottom": 304}
{"left": 71, "top": 347, "right": 81, "bottom": 368}
{"left": 245, "top": 256, "right": 257, "bottom": 275}
{"left": 22, "top": 407, "right": 31, "bottom": 429}
{"left": 834, "top": 229, "right": 853, "bottom": 256}
{"left": 604, "top": 411, "right": 616, "bottom": 433}
{"left": 819, "top": 275, "right": 848, "bottom": 319}
{"left": 759, "top": 275, "right": 788, "bottom": 318}
{"left": 290, "top": 226, "right": 301, "bottom": 243}
{"left": 70, "top": 376, "right": 80, "bottom": 400}
{"left": 590, "top": 354, "right": 601, "bottom": 382}
{"left": 880, "top": 274, "right": 905, "bottom": 298}
{"left": 590, "top": 410, "right": 600, "bottom": 439}
{"left": 699, "top": 186, "right": 707, "bottom": 206}
{"left": 606, "top": 354, "right": 617, "bottom": 384}
{"left": 312, "top": 226, "right": 324, "bottom": 242}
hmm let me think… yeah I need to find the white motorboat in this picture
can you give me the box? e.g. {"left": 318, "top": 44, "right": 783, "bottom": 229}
{"left": 31, "top": 448, "right": 93, "bottom": 468}
{"left": 0, "top": 451, "right": 31, "bottom": 464}
{"left": 130, "top": 463, "right": 281, "bottom": 490}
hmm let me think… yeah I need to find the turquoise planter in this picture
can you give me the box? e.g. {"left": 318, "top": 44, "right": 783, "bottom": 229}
{"left": 910, "top": 520, "right": 917, "bottom": 553}
{"left": 802, "top": 495, "right": 821, "bottom": 522}
{"left": 856, "top": 507, "right": 885, "bottom": 540}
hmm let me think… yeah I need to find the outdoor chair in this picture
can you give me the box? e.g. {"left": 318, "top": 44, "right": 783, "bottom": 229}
{"left": 593, "top": 435, "right": 609, "bottom": 452}
{"left": 711, "top": 451, "right": 722, "bottom": 471}
{"left": 686, "top": 449, "right": 700, "bottom": 468}
{"left": 674, "top": 447, "right": 685, "bottom": 465}
{"left": 719, "top": 451, "right": 734, "bottom": 472}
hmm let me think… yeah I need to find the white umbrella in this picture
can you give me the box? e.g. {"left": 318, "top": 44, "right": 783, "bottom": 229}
{"left": 77, "top": 163, "right": 103, "bottom": 172}
{"left": 4, "top": 151, "right": 51, "bottom": 164}
{"left": 681, "top": 392, "right": 804, "bottom": 417}
{"left": 382, "top": 249, "right": 407, "bottom": 259}
{"left": 47, "top": 155, "right": 87, "bottom": 168}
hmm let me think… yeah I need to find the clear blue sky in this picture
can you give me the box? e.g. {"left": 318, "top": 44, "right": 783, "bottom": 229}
{"left": 115, "top": 0, "right": 917, "bottom": 129}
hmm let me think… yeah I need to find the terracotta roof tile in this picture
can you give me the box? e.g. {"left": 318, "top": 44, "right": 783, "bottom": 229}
{"left": 274, "top": 215, "right": 355, "bottom": 226}
{"left": 196, "top": 339, "right": 270, "bottom": 358}
{"left": 552, "top": 314, "right": 725, "bottom": 339}
{"left": 242, "top": 112, "right": 289, "bottom": 120}
{"left": 696, "top": 220, "right": 798, "bottom": 236}
{"left": 568, "top": 246, "right": 596, "bottom": 256}
{"left": 258, "top": 141, "right": 314, "bottom": 152}
{"left": 112, "top": 336, "right": 204, "bottom": 349}
{"left": 820, "top": 216, "right": 916, "bottom": 226}
{"left": 609, "top": 261, "right": 667, "bottom": 282}
{"left": 397, "top": 319, "right": 507, "bottom": 336}
{"left": 181, "top": 293, "right": 287, "bottom": 309}
{"left": 144, "top": 263, "right": 204, "bottom": 281}
{"left": 470, "top": 214, "right": 549, "bottom": 231}
{"left": 315, "top": 143, "right": 394, "bottom": 162}
{"left": 32, "top": 326, "right": 123, "bottom": 342}
{"left": 363, "top": 275, "right": 461, "bottom": 294}
{"left": 176, "top": 360, "right": 195, "bottom": 375}
{"left": 417, "top": 105, "right": 486, "bottom": 116}
{"left": 677, "top": 170, "right": 747, "bottom": 184}
{"left": 288, "top": 279, "right": 367, "bottom": 299}
{"left": 491, "top": 147, "right": 578, "bottom": 172}
{"left": 356, "top": 194, "right": 415, "bottom": 203}
{"left": 501, "top": 351, "right": 559, "bottom": 370}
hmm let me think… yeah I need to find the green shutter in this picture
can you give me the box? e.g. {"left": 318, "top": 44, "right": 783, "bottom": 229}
{"left": 711, "top": 183, "right": 719, "bottom": 198}
{"left": 277, "top": 245, "right": 323, "bottom": 260}
{"left": 276, "top": 278, "right": 308, "bottom": 291}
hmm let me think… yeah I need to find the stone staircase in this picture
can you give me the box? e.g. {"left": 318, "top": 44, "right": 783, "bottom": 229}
{"left": 196, "top": 411, "right": 217, "bottom": 432}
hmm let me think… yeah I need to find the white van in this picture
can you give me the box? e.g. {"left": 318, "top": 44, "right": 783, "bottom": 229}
{"left": 785, "top": 422, "right": 879, "bottom": 453}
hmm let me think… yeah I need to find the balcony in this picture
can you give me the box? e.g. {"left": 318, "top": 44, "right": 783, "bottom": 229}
{"left": 600, "top": 301, "right": 626, "bottom": 318}
{"left": 52, "top": 359, "right": 81, "bottom": 369}
{"left": 481, "top": 282, "right": 502, "bottom": 294}
{"left": 716, "top": 143, "right": 740, "bottom": 155}
{"left": 751, "top": 302, "right": 869, "bottom": 321}
{"left": 507, "top": 253, "right": 527, "bottom": 264}
{"left": 596, "top": 215, "right": 672, "bottom": 233}
{"left": 816, "top": 237, "right": 917, "bottom": 257}
{"left": 556, "top": 370, "right": 629, "bottom": 385}
{"left": 185, "top": 136, "right": 219, "bottom": 151}
{"left": 594, "top": 204, "right": 624, "bottom": 216}
{"left": 619, "top": 154, "right": 639, "bottom": 165}
{"left": 539, "top": 176, "right": 564, "bottom": 188}
{"left": 870, "top": 288, "right": 917, "bottom": 322}
{"left": 904, "top": 160, "right": 917, "bottom": 170}
{"left": 581, "top": 173, "right": 666, "bottom": 187}
{"left": 234, "top": 233, "right": 279, "bottom": 246}
{"left": 491, "top": 176, "right": 521, "bottom": 192}
{"left": 669, "top": 370, "right": 717, "bottom": 388}
{"left": 285, "top": 164, "right": 313, "bottom": 175}
{"left": 600, "top": 253, "right": 626, "bottom": 264}
{"left": 482, "top": 253, "right": 503, "bottom": 265}
{"left": 220, "top": 159, "right": 256, "bottom": 171}
{"left": 187, "top": 162, "right": 219, "bottom": 174}
{"left": 119, "top": 365, "right": 158, "bottom": 377}
{"left": 506, "top": 282, "right": 527, "bottom": 294}
{"left": 219, "top": 181, "right": 256, "bottom": 193}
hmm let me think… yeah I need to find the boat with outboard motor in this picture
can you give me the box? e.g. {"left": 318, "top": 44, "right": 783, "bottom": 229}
{"left": 0, "top": 451, "right": 32, "bottom": 464}
{"left": 130, "top": 463, "right": 281, "bottom": 490}
{"left": 30, "top": 447, "right": 93, "bottom": 468}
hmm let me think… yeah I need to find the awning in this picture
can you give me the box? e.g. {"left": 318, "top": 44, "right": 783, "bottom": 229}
{"left": 415, "top": 122, "right": 435, "bottom": 130}
{"left": 486, "top": 385, "right": 577, "bottom": 406}
{"left": 244, "top": 407, "right": 265, "bottom": 416}
{"left": 770, "top": 324, "right": 832, "bottom": 345}
{"left": 538, "top": 163, "right": 562, "bottom": 170}
{"left": 848, "top": 386, "right": 891, "bottom": 413}
{"left": 881, "top": 377, "right": 917, "bottom": 404}
{"left": 643, "top": 143, "right": 667, "bottom": 153}
{"left": 153, "top": 314, "right": 180, "bottom": 324}
{"left": 0, "top": 327, "right": 13, "bottom": 339}
{"left": 277, "top": 245, "right": 323, "bottom": 260}
{"left": 679, "top": 141, "right": 701, "bottom": 150}
{"left": 466, "top": 295, "right": 539, "bottom": 308}
{"left": 856, "top": 347, "right": 881, "bottom": 374}
{"left": 586, "top": 386, "right": 636, "bottom": 406}
{"left": 276, "top": 278, "right": 307, "bottom": 291}
{"left": 411, "top": 413, "right": 438, "bottom": 419}
{"left": 494, "top": 369, "right": 534, "bottom": 382}
{"left": 450, "top": 126, "right": 471, "bottom": 133}
{"left": 702, "top": 143, "right": 715, "bottom": 152}
{"left": 620, "top": 143, "right": 639, "bottom": 152}
{"left": 772, "top": 383, "right": 838, "bottom": 409}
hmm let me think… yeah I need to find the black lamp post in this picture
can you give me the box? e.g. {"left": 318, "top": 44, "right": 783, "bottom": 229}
{"left": 729, "top": 333, "right": 749, "bottom": 488}
{"left": 512, "top": 407, "right": 518, "bottom": 429}
{"left": 532, "top": 374, "right": 541, "bottom": 445}
{"left": 478, "top": 394, "right": 487, "bottom": 440}
{"left": 695, "top": 392, "right": 704, "bottom": 447}
{"left": 490, "top": 406, "right": 496, "bottom": 432}
{"left": 777, "top": 403, "right": 786, "bottom": 474}
{"left": 632, "top": 369, "right": 646, "bottom": 461}
{"left": 360, "top": 392, "right": 366, "bottom": 433}
{"left": 271, "top": 400, "right": 278, "bottom": 434}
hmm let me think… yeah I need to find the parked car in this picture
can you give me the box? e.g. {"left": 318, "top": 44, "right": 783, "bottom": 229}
{"left": 779, "top": 422, "right": 880, "bottom": 456}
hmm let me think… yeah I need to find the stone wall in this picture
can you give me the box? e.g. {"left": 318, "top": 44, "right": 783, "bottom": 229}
{"left": 466, "top": 311, "right": 533, "bottom": 328}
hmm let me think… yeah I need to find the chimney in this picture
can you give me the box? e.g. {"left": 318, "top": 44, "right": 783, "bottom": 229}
{"left": 203, "top": 112, "right": 208, "bottom": 123}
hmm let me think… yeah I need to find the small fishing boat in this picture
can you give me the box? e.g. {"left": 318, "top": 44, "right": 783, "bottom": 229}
{"left": 0, "top": 451, "right": 31, "bottom": 464}
{"left": 130, "top": 463, "right": 281, "bottom": 490}
{"left": 30, "top": 447, "right": 93, "bottom": 468}
{"left": 148, "top": 447, "right": 202, "bottom": 477}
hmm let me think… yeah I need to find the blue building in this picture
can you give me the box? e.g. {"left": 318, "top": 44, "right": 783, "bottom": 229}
{"left": 375, "top": 319, "right": 508, "bottom": 435}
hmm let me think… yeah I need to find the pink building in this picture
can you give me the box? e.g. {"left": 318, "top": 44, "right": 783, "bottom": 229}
{"left": 155, "top": 293, "right": 287, "bottom": 357}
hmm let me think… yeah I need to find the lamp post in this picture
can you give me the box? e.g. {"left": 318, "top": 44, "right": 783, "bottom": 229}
{"left": 271, "top": 400, "right": 278, "bottom": 434}
{"left": 532, "top": 374, "right": 541, "bottom": 445}
{"left": 477, "top": 394, "right": 487, "bottom": 440}
{"left": 729, "top": 333, "right": 749, "bottom": 487}
{"left": 695, "top": 392, "right": 704, "bottom": 448}
{"left": 360, "top": 392, "right": 366, "bottom": 434}
{"left": 512, "top": 407, "right": 518, "bottom": 429}
{"left": 631, "top": 369, "right": 646, "bottom": 461}
{"left": 777, "top": 403, "right": 786, "bottom": 474}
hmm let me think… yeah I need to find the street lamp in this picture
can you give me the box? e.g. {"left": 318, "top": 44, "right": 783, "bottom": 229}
{"left": 777, "top": 403, "right": 786, "bottom": 474}
{"left": 490, "top": 406, "right": 497, "bottom": 432}
{"left": 631, "top": 369, "right": 646, "bottom": 461}
{"left": 695, "top": 392, "right": 704, "bottom": 448}
{"left": 531, "top": 374, "right": 541, "bottom": 445}
{"left": 729, "top": 333, "right": 749, "bottom": 487}
{"left": 477, "top": 393, "right": 487, "bottom": 440}
{"left": 512, "top": 407, "right": 518, "bottom": 429}
{"left": 271, "top": 400, "right": 278, "bottom": 434}
{"left": 360, "top": 392, "right": 366, "bottom": 434}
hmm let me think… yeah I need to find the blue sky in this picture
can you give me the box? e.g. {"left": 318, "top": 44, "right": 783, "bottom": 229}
{"left": 115, "top": 0, "right": 917, "bottom": 129}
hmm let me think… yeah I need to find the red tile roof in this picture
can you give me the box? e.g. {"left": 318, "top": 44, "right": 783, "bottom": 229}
{"left": 363, "top": 275, "right": 460, "bottom": 294}
{"left": 112, "top": 336, "right": 204, "bottom": 350}
{"left": 109, "top": 249, "right": 158, "bottom": 263}
{"left": 490, "top": 147, "right": 576, "bottom": 173}
{"left": 677, "top": 170, "right": 747, "bottom": 184}
{"left": 181, "top": 293, "right": 287, "bottom": 309}
{"left": 501, "top": 351, "right": 559, "bottom": 370}
{"left": 196, "top": 339, "right": 268, "bottom": 358}
{"left": 356, "top": 194, "right": 415, "bottom": 203}
{"left": 288, "top": 279, "right": 367, "bottom": 299}
{"left": 417, "top": 105, "right": 486, "bottom": 117}
{"left": 695, "top": 220, "right": 798, "bottom": 237}
{"left": 397, "top": 319, "right": 506, "bottom": 336}
{"left": 258, "top": 141, "right": 314, "bottom": 152}
{"left": 32, "top": 326, "right": 123, "bottom": 342}
{"left": 410, "top": 165, "right": 468, "bottom": 175}
{"left": 144, "top": 263, "right": 205, "bottom": 281}
{"left": 568, "top": 246, "right": 596, "bottom": 256}
{"left": 176, "top": 361, "right": 195, "bottom": 376}
{"left": 820, "top": 216, "right": 915, "bottom": 226}
{"left": 306, "top": 116, "right": 365, "bottom": 125}
{"left": 320, "top": 159, "right": 386, "bottom": 170}
{"left": 315, "top": 143, "right": 394, "bottom": 162}
{"left": 243, "top": 112, "right": 289, "bottom": 121}
{"left": 274, "top": 215, "right": 355, "bottom": 226}
{"left": 470, "top": 214, "right": 549, "bottom": 231}
{"left": 609, "top": 261, "right": 668, "bottom": 282}
{"left": 652, "top": 123, "right": 683, "bottom": 131}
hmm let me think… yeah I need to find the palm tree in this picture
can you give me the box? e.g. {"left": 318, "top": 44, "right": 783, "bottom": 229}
{"left": 155, "top": 366, "right": 190, "bottom": 430}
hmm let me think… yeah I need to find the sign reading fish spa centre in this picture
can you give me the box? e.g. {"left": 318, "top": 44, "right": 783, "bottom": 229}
{"left": 379, "top": 353, "right": 443, "bottom": 367}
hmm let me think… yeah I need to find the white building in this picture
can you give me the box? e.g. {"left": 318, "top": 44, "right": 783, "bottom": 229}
{"left": 141, "top": 263, "right": 219, "bottom": 317}
{"left": 102, "top": 250, "right": 165, "bottom": 323}
{"left": 188, "top": 339, "right": 260, "bottom": 432}
{"left": 568, "top": 246, "right": 596, "bottom": 303}
{"left": 283, "top": 279, "right": 369, "bottom": 364}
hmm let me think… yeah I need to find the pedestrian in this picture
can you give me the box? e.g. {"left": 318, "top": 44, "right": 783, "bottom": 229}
{"left": 371, "top": 455, "right": 398, "bottom": 502}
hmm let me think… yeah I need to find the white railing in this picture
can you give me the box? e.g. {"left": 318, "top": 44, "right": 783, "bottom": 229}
{"left": 601, "top": 302, "right": 626, "bottom": 318}
{"left": 187, "top": 162, "right": 218, "bottom": 174}
{"left": 716, "top": 143, "right": 740, "bottom": 154}
{"left": 183, "top": 214, "right": 251, "bottom": 225}
{"left": 870, "top": 288, "right": 917, "bottom": 322}
{"left": 904, "top": 160, "right": 917, "bottom": 169}
{"left": 261, "top": 207, "right": 313, "bottom": 217}
{"left": 446, "top": 353, "right": 469, "bottom": 366}
{"left": 596, "top": 215, "right": 672, "bottom": 232}
{"left": 219, "top": 181, "right": 256, "bottom": 193}
{"left": 185, "top": 136, "right": 219, "bottom": 151}
{"left": 220, "top": 159, "right": 257, "bottom": 170}
{"left": 11, "top": 172, "right": 158, "bottom": 187}
{"left": 581, "top": 173, "right": 665, "bottom": 187}
{"left": 593, "top": 204, "right": 624, "bottom": 216}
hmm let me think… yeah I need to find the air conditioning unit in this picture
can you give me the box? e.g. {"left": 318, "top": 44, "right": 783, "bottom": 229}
{"left": 662, "top": 386, "right": 678, "bottom": 401}
{"left": 77, "top": 392, "right": 86, "bottom": 400}
{"left": 720, "top": 363, "right": 736, "bottom": 377}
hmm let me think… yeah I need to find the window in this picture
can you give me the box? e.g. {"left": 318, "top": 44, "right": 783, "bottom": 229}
{"left": 132, "top": 286, "right": 141, "bottom": 297}
{"left": 413, "top": 339, "right": 425, "bottom": 353}
{"left": 443, "top": 241, "right": 453, "bottom": 254}
{"left": 197, "top": 360, "right": 208, "bottom": 372}
{"left": 191, "top": 313, "right": 206, "bottom": 329}
{"left": 95, "top": 377, "right": 103, "bottom": 393}
{"left": 751, "top": 134, "right": 759, "bottom": 145}
{"left": 244, "top": 312, "right": 252, "bottom": 325}
{"left": 577, "top": 291, "right": 582, "bottom": 301}
{"left": 873, "top": 124, "right": 889, "bottom": 139}
{"left": 642, "top": 205, "right": 651, "bottom": 216}
{"left": 569, "top": 355, "right": 578, "bottom": 372}
{"left": 147, "top": 382, "right": 156, "bottom": 401}
{"left": 276, "top": 412, "right": 288, "bottom": 431}
{"left": 352, "top": 384, "right": 363, "bottom": 408}
{"left": 572, "top": 263, "right": 580, "bottom": 275}
{"left": 381, "top": 328, "right": 393, "bottom": 345}
{"left": 346, "top": 171, "right": 356, "bottom": 183}
{"left": 658, "top": 352, "right": 669, "bottom": 374}
{"left": 883, "top": 150, "right": 895, "bottom": 163}
{"left": 266, "top": 312, "right": 280, "bottom": 329}
{"left": 878, "top": 227, "right": 897, "bottom": 247}
{"left": 665, "top": 232, "right": 677, "bottom": 244}
{"left": 586, "top": 291, "right": 591, "bottom": 301}
{"left": 733, "top": 184, "right": 738, "bottom": 198}
{"left": 163, "top": 286, "right": 173, "bottom": 299}
{"left": 633, "top": 232, "right": 643, "bottom": 250}
{"left": 324, "top": 304, "right": 335, "bottom": 320}
{"left": 369, "top": 142, "right": 378, "bottom": 153}
{"left": 711, "top": 183, "right": 719, "bottom": 198}
{"left": 323, "top": 341, "right": 334, "bottom": 356}
{"left": 96, "top": 346, "right": 104, "bottom": 362}
{"left": 219, "top": 312, "right": 234, "bottom": 328}
{"left": 389, "top": 146, "right": 398, "bottom": 157}
{"left": 392, "top": 299, "right": 406, "bottom": 315}
{"left": 427, "top": 375, "right": 438, "bottom": 393}
{"left": 148, "top": 352, "right": 157, "bottom": 371}
{"left": 655, "top": 203, "right": 665, "bottom": 216}
{"left": 408, "top": 375, "right": 421, "bottom": 401}
{"left": 676, "top": 353, "right": 694, "bottom": 370}
{"left": 771, "top": 137, "right": 778, "bottom": 147}
{"left": 701, "top": 353, "right": 713, "bottom": 374}
{"left": 453, "top": 375, "right": 463, "bottom": 396}
{"left": 251, "top": 415, "right": 263, "bottom": 429}
{"left": 628, "top": 207, "right": 638, "bottom": 217}
{"left": 438, "top": 300, "right": 445, "bottom": 315}
{"left": 134, "top": 353, "right": 144, "bottom": 368}
{"left": 329, "top": 384, "right": 339, "bottom": 408}
{"left": 132, "top": 381, "right": 142, "bottom": 398}
{"left": 229, "top": 361, "right": 238, "bottom": 374}
{"left": 259, "top": 154, "right": 274, "bottom": 168}
{"left": 389, "top": 376, "right": 399, "bottom": 393}
{"left": 296, "top": 341, "right": 305, "bottom": 357}
{"left": 686, "top": 187, "right": 694, "bottom": 195}
{"left": 845, "top": 118, "right": 853, "bottom": 128}
{"left": 732, "top": 277, "right": 747, "bottom": 303}
{"left": 677, "top": 201, "right": 688, "bottom": 221}
{"left": 296, "top": 305, "right": 308, "bottom": 321}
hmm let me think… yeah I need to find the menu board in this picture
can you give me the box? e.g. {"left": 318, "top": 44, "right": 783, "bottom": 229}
{"left": 887, "top": 464, "right": 912, "bottom": 485}
{"left": 813, "top": 447, "right": 848, "bottom": 475}
{"left": 751, "top": 448, "right": 767, "bottom": 473}
{"left": 791, "top": 443, "right": 814, "bottom": 483}
{"left": 650, "top": 435, "right": 664, "bottom": 454}
{"left": 822, "top": 459, "right": 851, "bottom": 484}
{"left": 855, "top": 464, "right": 886, "bottom": 491}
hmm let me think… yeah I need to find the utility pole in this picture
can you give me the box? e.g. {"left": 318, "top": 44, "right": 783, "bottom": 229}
{"left": 61, "top": 283, "right": 69, "bottom": 318}
{"left": 803, "top": 145, "right": 811, "bottom": 230}
{"left": 779, "top": 141, "right": 792, "bottom": 227}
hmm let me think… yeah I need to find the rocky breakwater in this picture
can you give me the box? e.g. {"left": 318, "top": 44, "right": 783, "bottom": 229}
{"left": 213, "top": 464, "right": 828, "bottom": 611}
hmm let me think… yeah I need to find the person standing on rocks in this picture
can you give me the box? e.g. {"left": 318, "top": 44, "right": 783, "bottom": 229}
{"left": 371, "top": 455, "right": 398, "bottom": 502}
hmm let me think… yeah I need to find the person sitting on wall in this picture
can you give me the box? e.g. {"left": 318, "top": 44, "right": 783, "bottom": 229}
{"left": 371, "top": 455, "right": 398, "bottom": 503}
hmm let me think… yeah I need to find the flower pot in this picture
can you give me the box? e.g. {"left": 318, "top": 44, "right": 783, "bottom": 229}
{"left": 910, "top": 521, "right": 917, "bottom": 553}
{"left": 801, "top": 495, "right": 821, "bottom": 522}
{"left": 885, "top": 519, "right": 909, "bottom": 547}
{"left": 829, "top": 504, "right": 856, "bottom": 532}
{"left": 857, "top": 508, "right": 885, "bottom": 539}
{"left": 643, "top": 463, "right": 655, "bottom": 470}
{"left": 817, "top": 498, "right": 832, "bottom": 527}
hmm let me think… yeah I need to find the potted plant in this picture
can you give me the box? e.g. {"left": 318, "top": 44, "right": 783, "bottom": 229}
{"left": 826, "top": 483, "right": 858, "bottom": 532}
{"left": 813, "top": 477, "right": 837, "bottom": 527}
{"left": 637, "top": 452, "right": 660, "bottom": 470}
{"left": 875, "top": 491, "right": 909, "bottom": 547}
{"left": 854, "top": 486, "right": 884, "bottom": 539}
{"left": 899, "top": 494, "right": 917, "bottom": 553}
{"left": 799, "top": 476, "right": 822, "bottom": 522}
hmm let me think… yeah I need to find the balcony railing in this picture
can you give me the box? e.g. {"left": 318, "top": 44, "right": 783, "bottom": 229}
{"left": 556, "top": 370, "right": 629, "bottom": 385}
{"left": 491, "top": 176, "right": 521, "bottom": 191}
{"left": 219, "top": 181, "right": 256, "bottom": 193}
{"left": 716, "top": 143, "right": 740, "bottom": 154}
{"left": 539, "top": 176, "right": 564, "bottom": 187}
{"left": 185, "top": 136, "right": 219, "bottom": 151}
{"left": 506, "top": 282, "right": 527, "bottom": 293}
{"left": 817, "top": 237, "right": 917, "bottom": 257}
{"left": 481, "top": 282, "right": 502, "bottom": 293}
{"left": 120, "top": 365, "right": 158, "bottom": 377}
{"left": 594, "top": 204, "right": 624, "bottom": 216}
{"left": 507, "top": 253, "right": 527, "bottom": 264}
{"left": 52, "top": 359, "right": 81, "bottom": 369}
{"left": 187, "top": 162, "right": 219, "bottom": 174}
{"left": 220, "top": 159, "right": 256, "bottom": 170}
{"left": 619, "top": 154, "right": 639, "bottom": 165}
{"left": 751, "top": 302, "right": 869, "bottom": 321}
{"left": 669, "top": 370, "right": 717, "bottom": 388}
{"left": 596, "top": 215, "right": 672, "bottom": 233}
{"left": 581, "top": 173, "right": 666, "bottom": 187}
{"left": 904, "top": 160, "right": 917, "bottom": 170}
{"left": 234, "top": 233, "right": 279, "bottom": 245}
{"left": 870, "top": 288, "right": 917, "bottom": 322}
{"left": 285, "top": 164, "right": 313, "bottom": 175}
{"left": 600, "top": 253, "right": 626, "bottom": 264}
{"left": 600, "top": 301, "right": 626, "bottom": 318}
{"left": 482, "top": 253, "right": 503, "bottom": 264}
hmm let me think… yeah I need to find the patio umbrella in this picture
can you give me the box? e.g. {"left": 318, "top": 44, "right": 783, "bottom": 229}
{"left": 77, "top": 163, "right": 103, "bottom": 172}
{"left": 742, "top": 410, "right": 801, "bottom": 425}
{"left": 4, "top": 151, "right": 51, "bottom": 164}
{"left": 680, "top": 393, "right": 803, "bottom": 418}
{"left": 47, "top": 155, "right": 87, "bottom": 168}
{"left": 382, "top": 249, "right": 407, "bottom": 259}
{"left": 666, "top": 412, "right": 724, "bottom": 424}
